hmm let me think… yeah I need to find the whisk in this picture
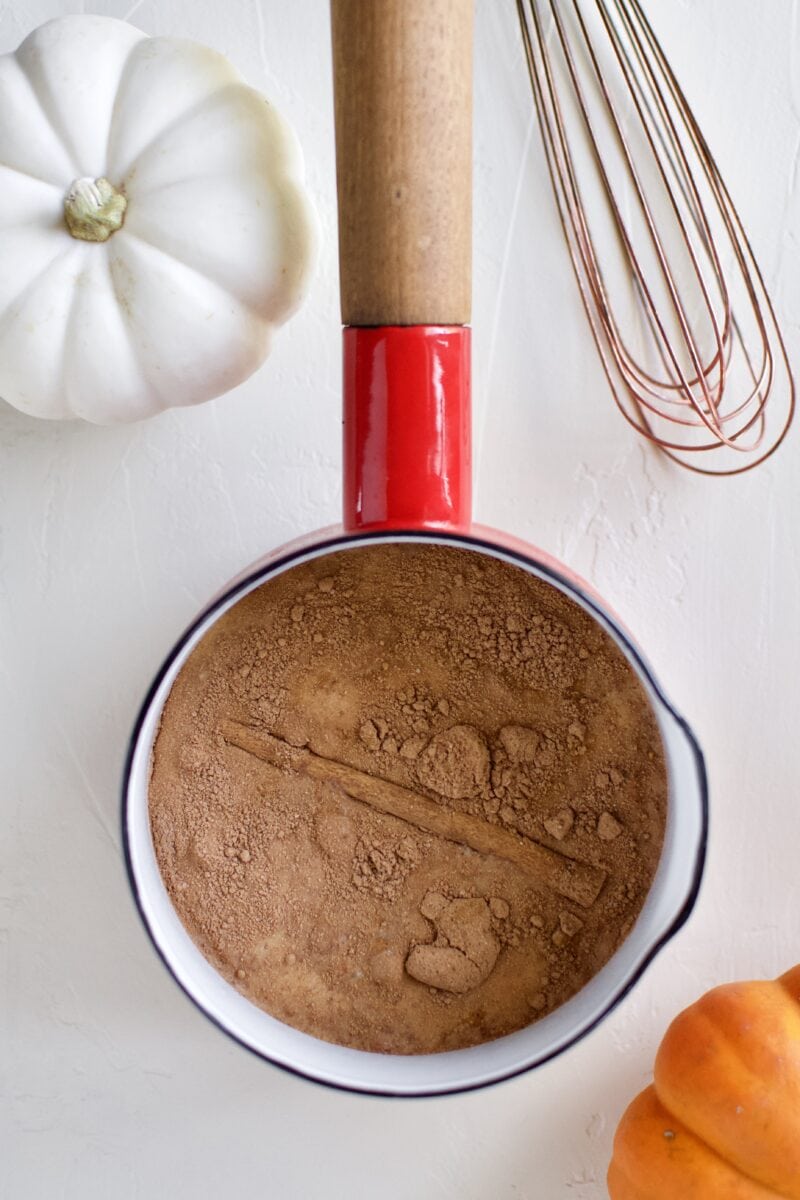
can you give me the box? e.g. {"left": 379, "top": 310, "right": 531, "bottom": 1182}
{"left": 517, "top": 0, "right": 795, "bottom": 474}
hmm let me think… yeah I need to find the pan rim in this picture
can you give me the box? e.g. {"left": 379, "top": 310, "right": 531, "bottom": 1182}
{"left": 121, "top": 526, "right": 708, "bottom": 1098}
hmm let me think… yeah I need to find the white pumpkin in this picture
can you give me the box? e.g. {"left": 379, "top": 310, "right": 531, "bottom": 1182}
{"left": 0, "top": 15, "right": 316, "bottom": 422}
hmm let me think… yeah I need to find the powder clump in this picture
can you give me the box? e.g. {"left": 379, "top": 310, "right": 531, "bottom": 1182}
{"left": 416, "top": 725, "right": 490, "bottom": 799}
{"left": 406, "top": 897, "right": 499, "bottom": 994}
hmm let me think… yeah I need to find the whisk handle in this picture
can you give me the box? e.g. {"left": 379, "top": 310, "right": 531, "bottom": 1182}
{"left": 331, "top": 0, "right": 473, "bottom": 325}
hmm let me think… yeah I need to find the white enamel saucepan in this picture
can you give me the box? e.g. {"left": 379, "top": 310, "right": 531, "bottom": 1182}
{"left": 122, "top": 0, "right": 707, "bottom": 1097}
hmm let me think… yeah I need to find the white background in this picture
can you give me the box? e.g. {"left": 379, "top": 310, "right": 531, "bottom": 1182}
{"left": 2, "top": 1, "right": 799, "bottom": 1196}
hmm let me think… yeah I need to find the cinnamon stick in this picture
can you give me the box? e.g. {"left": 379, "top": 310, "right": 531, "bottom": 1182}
{"left": 221, "top": 721, "right": 607, "bottom": 909}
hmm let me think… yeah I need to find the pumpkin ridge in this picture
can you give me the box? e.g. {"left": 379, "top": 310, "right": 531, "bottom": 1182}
{"left": 777, "top": 967, "right": 800, "bottom": 1007}
{"left": 116, "top": 225, "right": 273, "bottom": 323}
{"left": 109, "top": 82, "right": 248, "bottom": 182}
{"left": 125, "top": 162, "right": 316, "bottom": 319}
{"left": 0, "top": 243, "right": 76, "bottom": 341}
{"left": 102, "top": 33, "right": 157, "bottom": 178}
{"left": 107, "top": 228, "right": 269, "bottom": 407}
{"left": 103, "top": 238, "right": 168, "bottom": 413}
{"left": 657, "top": 992, "right": 800, "bottom": 1197}
{"left": 653, "top": 1080, "right": 799, "bottom": 1200}
{"left": 59, "top": 246, "right": 90, "bottom": 414}
{"left": 125, "top": 162, "right": 298, "bottom": 202}
{"left": 104, "top": 32, "right": 241, "bottom": 177}
{"left": 15, "top": 42, "right": 81, "bottom": 178}
{"left": 610, "top": 1089, "right": 796, "bottom": 1200}
{"left": 58, "top": 248, "right": 158, "bottom": 421}
{"left": 0, "top": 160, "right": 64, "bottom": 194}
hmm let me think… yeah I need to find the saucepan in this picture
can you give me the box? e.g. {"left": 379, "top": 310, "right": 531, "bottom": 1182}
{"left": 122, "top": 0, "right": 707, "bottom": 1097}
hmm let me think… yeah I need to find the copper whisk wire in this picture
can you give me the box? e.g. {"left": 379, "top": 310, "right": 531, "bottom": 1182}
{"left": 517, "top": 0, "right": 794, "bottom": 474}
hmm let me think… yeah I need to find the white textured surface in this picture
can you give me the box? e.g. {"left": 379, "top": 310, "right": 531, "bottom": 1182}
{"left": 1, "top": 1, "right": 798, "bottom": 1196}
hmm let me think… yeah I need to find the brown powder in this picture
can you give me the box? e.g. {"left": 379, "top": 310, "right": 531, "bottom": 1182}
{"left": 148, "top": 543, "right": 667, "bottom": 1054}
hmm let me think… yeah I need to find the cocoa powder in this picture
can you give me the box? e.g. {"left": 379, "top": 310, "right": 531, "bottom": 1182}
{"left": 148, "top": 543, "right": 667, "bottom": 1053}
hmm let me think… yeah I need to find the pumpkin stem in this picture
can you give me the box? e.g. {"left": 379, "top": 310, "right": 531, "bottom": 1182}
{"left": 64, "top": 177, "right": 127, "bottom": 243}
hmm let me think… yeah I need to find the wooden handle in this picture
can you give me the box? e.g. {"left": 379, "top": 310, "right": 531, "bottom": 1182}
{"left": 331, "top": 0, "right": 473, "bottom": 326}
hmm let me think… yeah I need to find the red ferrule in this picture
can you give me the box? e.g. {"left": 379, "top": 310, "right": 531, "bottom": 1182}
{"left": 342, "top": 325, "right": 472, "bottom": 532}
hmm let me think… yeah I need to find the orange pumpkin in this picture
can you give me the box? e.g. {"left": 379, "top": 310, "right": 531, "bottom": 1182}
{"left": 608, "top": 964, "right": 800, "bottom": 1199}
